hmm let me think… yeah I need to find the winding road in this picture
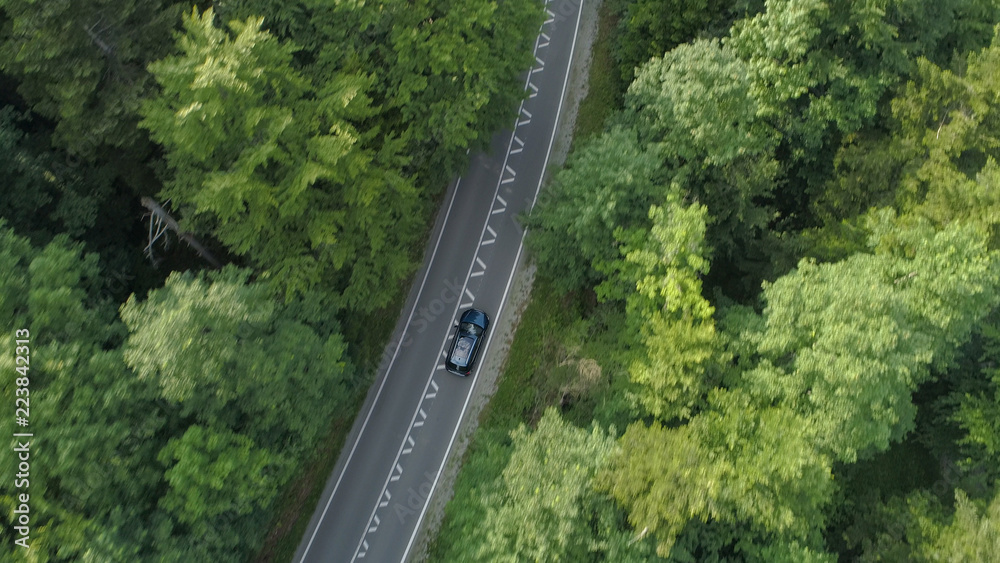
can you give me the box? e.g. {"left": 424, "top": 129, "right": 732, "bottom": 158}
{"left": 293, "top": 1, "right": 584, "bottom": 560}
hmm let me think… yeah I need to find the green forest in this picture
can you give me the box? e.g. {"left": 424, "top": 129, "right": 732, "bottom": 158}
{"left": 431, "top": 0, "right": 1000, "bottom": 561}
{"left": 0, "top": 0, "right": 542, "bottom": 560}
{"left": 4, "top": 0, "right": 1000, "bottom": 561}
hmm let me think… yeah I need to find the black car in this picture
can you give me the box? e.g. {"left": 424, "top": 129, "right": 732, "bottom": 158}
{"left": 445, "top": 308, "right": 490, "bottom": 376}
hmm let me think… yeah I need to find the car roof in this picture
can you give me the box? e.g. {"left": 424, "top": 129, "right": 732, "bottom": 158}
{"left": 460, "top": 308, "right": 489, "bottom": 328}
{"left": 451, "top": 335, "right": 475, "bottom": 365}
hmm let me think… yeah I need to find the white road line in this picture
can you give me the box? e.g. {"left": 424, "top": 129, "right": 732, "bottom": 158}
{"left": 476, "top": 257, "right": 487, "bottom": 269}
{"left": 496, "top": 196, "right": 507, "bottom": 207}
{"left": 510, "top": 136, "right": 524, "bottom": 154}
{"left": 528, "top": 82, "right": 539, "bottom": 98}
{"left": 400, "top": 1, "right": 586, "bottom": 559}
{"left": 518, "top": 107, "right": 532, "bottom": 126}
{"left": 500, "top": 164, "right": 516, "bottom": 184}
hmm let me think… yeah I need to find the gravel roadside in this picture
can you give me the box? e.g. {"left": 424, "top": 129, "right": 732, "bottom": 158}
{"left": 406, "top": 0, "right": 602, "bottom": 559}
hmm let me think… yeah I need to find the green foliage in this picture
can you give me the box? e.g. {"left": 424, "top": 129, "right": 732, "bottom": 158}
{"left": 121, "top": 266, "right": 350, "bottom": 460}
{"left": 158, "top": 425, "right": 281, "bottom": 524}
{"left": 601, "top": 196, "right": 721, "bottom": 422}
{"left": 948, "top": 310, "right": 1000, "bottom": 488}
{"left": 598, "top": 389, "right": 834, "bottom": 557}
{"left": 141, "top": 7, "right": 421, "bottom": 310}
{"left": 0, "top": 107, "right": 116, "bottom": 242}
{"left": 628, "top": 313, "right": 718, "bottom": 422}
{"left": 501, "top": 3, "right": 1000, "bottom": 562}
{"left": 214, "top": 0, "right": 316, "bottom": 46}
{"left": 920, "top": 489, "right": 1000, "bottom": 561}
{"left": 379, "top": 0, "right": 542, "bottom": 176}
{"left": 890, "top": 28, "right": 1000, "bottom": 241}
{"left": 611, "top": 0, "right": 735, "bottom": 84}
{"left": 732, "top": 214, "right": 1000, "bottom": 461}
{"left": 0, "top": 0, "right": 181, "bottom": 156}
{"left": 304, "top": 0, "right": 542, "bottom": 184}
{"left": 600, "top": 198, "right": 711, "bottom": 316}
{"left": 625, "top": 38, "right": 777, "bottom": 261}
{"left": 526, "top": 126, "right": 664, "bottom": 294}
{"left": 476, "top": 409, "right": 618, "bottom": 562}
{"left": 0, "top": 225, "right": 153, "bottom": 561}
{"left": 0, "top": 227, "right": 355, "bottom": 560}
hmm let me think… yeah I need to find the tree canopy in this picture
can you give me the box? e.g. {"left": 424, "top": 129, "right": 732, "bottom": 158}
{"left": 443, "top": 4, "right": 1000, "bottom": 562}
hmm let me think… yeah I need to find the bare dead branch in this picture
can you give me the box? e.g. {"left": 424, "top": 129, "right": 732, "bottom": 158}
{"left": 141, "top": 197, "right": 223, "bottom": 269}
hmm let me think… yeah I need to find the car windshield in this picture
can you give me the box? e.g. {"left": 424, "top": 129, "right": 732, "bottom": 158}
{"left": 452, "top": 336, "right": 475, "bottom": 365}
{"left": 460, "top": 322, "right": 482, "bottom": 336}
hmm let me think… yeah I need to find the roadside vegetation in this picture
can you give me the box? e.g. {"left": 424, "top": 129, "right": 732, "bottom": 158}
{"left": 432, "top": 0, "right": 1000, "bottom": 560}
{"left": 0, "top": 1, "right": 542, "bottom": 560}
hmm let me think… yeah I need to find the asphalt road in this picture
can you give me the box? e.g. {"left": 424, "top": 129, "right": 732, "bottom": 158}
{"left": 293, "top": 1, "right": 584, "bottom": 560}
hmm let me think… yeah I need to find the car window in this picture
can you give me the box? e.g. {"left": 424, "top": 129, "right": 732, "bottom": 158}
{"left": 460, "top": 322, "right": 482, "bottom": 336}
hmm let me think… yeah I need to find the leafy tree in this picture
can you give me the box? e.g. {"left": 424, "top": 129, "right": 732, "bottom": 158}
{"left": 890, "top": 28, "right": 1000, "bottom": 227}
{"left": 0, "top": 225, "right": 160, "bottom": 560}
{"left": 723, "top": 0, "right": 999, "bottom": 229}
{"left": 158, "top": 425, "right": 280, "bottom": 525}
{"left": 946, "top": 309, "right": 1000, "bottom": 489}
{"left": 731, "top": 213, "right": 1000, "bottom": 462}
{"left": 476, "top": 409, "right": 624, "bottom": 562}
{"left": 0, "top": 0, "right": 181, "bottom": 156}
{"left": 370, "top": 0, "right": 543, "bottom": 178}
{"left": 526, "top": 126, "right": 664, "bottom": 294}
{"left": 598, "top": 389, "right": 834, "bottom": 558}
{"left": 141, "top": 7, "right": 421, "bottom": 309}
{"left": 920, "top": 490, "right": 1000, "bottom": 561}
{"left": 601, "top": 197, "right": 720, "bottom": 421}
{"left": 611, "top": 0, "right": 735, "bottom": 83}
{"left": 0, "top": 106, "right": 117, "bottom": 242}
{"left": 623, "top": 38, "right": 778, "bottom": 281}
{"left": 600, "top": 197, "right": 712, "bottom": 316}
{"left": 626, "top": 312, "right": 718, "bottom": 423}
{"left": 120, "top": 266, "right": 350, "bottom": 460}
{"left": 114, "top": 265, "right": 352, "bottom": 559}
{"left": 213, "top": 0, "right": 317, "bottom": 47}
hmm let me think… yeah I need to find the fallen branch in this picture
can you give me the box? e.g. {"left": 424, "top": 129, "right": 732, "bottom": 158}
{"left": 140, "top": 197, "right": 222, "bottom": 269}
